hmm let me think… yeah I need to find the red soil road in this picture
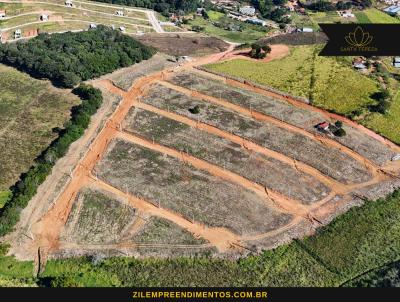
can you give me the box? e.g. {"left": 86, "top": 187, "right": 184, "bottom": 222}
{"left": 158, "top": 79, "right": 382, "bottom": 177}
{"left": 193, "top": 68, "right": 400, "bottom": 155}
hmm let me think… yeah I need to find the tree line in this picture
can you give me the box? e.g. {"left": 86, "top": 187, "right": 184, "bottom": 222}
{"left": 91, "top": 0, "right": 200, "bottom": 15}
{"left": 0, "top": 85, "right": 103, "bottom": 236}
{"left": 0, "top": 26, "right": 155, "bottom": 88}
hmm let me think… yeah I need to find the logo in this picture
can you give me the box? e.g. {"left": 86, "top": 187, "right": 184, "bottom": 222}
{"left": 319, "top": 24, "right": 400, "bottom": 56}
{"left": 345, "top": 26, "right": 373, "bottom": 47}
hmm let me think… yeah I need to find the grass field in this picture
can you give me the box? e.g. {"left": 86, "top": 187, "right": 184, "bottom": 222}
{"left": 206, "top": 45, "right": 380, "bottom": 115}
{"left": 0, "top": 190, "right": 11, "bottom": 209}
{"left": 355, "top": 8, "right": 400, "bottom": 24}
{"left": 0, "top": 64, "right": 79, "bottom": 192}
{"left": 187, "top": 12, "right": 268, "bottom": 44}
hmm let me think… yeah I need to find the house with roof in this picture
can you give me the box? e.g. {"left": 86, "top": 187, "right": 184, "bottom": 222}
{"left": 0, "top": 10, "right": 6, "bottom": 19}
{"left": 394, "top": 57, "right": 400, "bottom": 68}
{"left": 65, "top": 0, "right": 73, "bottom": 7}
{"left": 40, "top": 14, "right": 49, "bottom": 21}
{"left": 89, "top": 23, "right": 97, "bottom": 29}
{"left": 116, "top": 10, "right": 124, "bottom": 16}
{"left": 239, "top": 6, "right": 256, "bottom": 16}
{"left": 119, "top": 26, "right": 126, "bottom": 32}
{"left": 14, "top": 29, "right": 22, "bottom": 39}
{"left": 316, "top": 121, "right": 330, "bottom": 132}
{"left": 384, "top": 5, "right": 400, "bottom": 15}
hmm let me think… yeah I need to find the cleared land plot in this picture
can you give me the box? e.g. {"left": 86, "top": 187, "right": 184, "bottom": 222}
{"left": 167, "top": 71, "right": 394, "bottom": 166}
{"left": 132, "top": 217, "right": 208, "bottom": 245}
{"left": 136, "top": 34, "right": 229, "bottom": 57}
{"left": 61, "top": 188, "right": 136, "bottom": 245}
{"left": 124, "top": 108, "right": 331, "bottom": 204}
{"left": 104, "top": 53, "right": 177, "bottom": 91}
{"left": 145, "top": 84, "right": 372, "bottom": 184}
{"left": 95, "top": 139, "right": 293, "bottom": 236}
{"left": 0, "top": 64, "right": 79, "bottom": 191}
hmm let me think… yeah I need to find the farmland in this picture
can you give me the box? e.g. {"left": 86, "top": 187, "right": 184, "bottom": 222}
{"left": 355, "top": 8, "right": 400, "bottom": 24}
{"left": 0, "top": 64, "right": 79, "bottom": 194}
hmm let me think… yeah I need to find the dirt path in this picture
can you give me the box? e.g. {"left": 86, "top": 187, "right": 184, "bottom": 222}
{"left": 159, "top": 80, "right": 382, "bottom": 178}
{"left": 193, "top": 68, "right": 400, "bottom": 154}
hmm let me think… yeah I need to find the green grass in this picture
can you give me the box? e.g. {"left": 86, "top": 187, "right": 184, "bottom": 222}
{"left": 0, "top": 190, "right": 11, "bottom": 209}
{"left": 2, "top": 190, "right": 400, "bottom": 286}
{"left": 206, "top": 45, "right": 379, "bottom": 115}
{"left": 356, "top": 8, "right": 400, "bottom": 24}
{"left": 362, "top": 89, "right": 400, "bottom": 143}
{"left": 0, "top": 64, "right": 80, "bottom": 191}
{"left": 188, "top": 15, "right": 268, "bottom": 44}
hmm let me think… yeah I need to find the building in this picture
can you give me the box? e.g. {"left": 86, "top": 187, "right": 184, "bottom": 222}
{"left": 116, "top": 10, "right": 124, "bottom": 16}
{"left": 247, "top": 18, "right": 267, "bottom": 26}
{"left": 384, "top": 5, "right": 400, "bottom": 15}
{"left": 353, "top": 63, "right": 367, "bottom": 70}
{"left": 0, "top": 10, "right": 6, "bottom": 19}
{"left": 119, "top": 26, "right": 126, "bottom": 32}
{"left": 196, "top": 8, "right": 205, "bottom": 16}
{"left": 394, "top": 57, "right": 400, "bottom": 68}
{"left": 89, "top": 23, "right": 97, "bottom": 29}
{"left": 239, "top": 6, "right": 256, "bottom": 16}
{"left": 316, "top": 122, "right": 330, "bottom": 131}
{"left": 65, "top": 0, "right": 73, "bottom": 7}
{"left": 298, "top": 27, "right": 313, "bottom": 32}
{"left": 14, "top": 29, "right": 22, "bottom": 39}
{"left": 338, "top": 10, "right": 355, "bottom": 18}
{"left": 40, "top": 14, "right": 49, "bottom": 21}
{"left": 391, "top": 154, "right": 400, "bottom": 161}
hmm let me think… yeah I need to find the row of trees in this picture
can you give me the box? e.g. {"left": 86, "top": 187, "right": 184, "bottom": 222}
{"left": 250, "top": 0, "right": 290, "bottom": 24}
{"left": 0, "top": 26, "right": 155, "bottom": 88}
{"left": 0, "top": 85, "right": 103, "bottom": 236}
{"left": 91, "top": 0, "right": 200, "bottom": 15}
{"left": 305, "top": 0, "right": 372, "bottom": 12}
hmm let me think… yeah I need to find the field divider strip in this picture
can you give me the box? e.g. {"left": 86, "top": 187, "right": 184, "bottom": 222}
{"left": 158, "top": 79, "right": 381, "bottom": 177}
{"left": 115, "top": 129, "right": 313, "bottom": 219}
{"left": 135, "top": 102, "right": 345, "bottom": 195}
{"left": 89, "top": 176, "right": 242, "bottom": 252}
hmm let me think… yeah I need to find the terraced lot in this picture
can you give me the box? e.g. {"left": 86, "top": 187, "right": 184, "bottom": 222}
{"left": 16, "top": 57, "right": 400, "bottom": 259}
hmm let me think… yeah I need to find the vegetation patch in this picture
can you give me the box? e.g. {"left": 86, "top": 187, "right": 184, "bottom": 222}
{"left": 0, "top": 26, "right": 155, "bottom": 88}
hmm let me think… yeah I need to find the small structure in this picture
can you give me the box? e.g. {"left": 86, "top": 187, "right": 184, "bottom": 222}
{"left": 14, "top": 29, "right": 22, "bottom": 39}
{"left": 338, "top": 10, "right": 355, "bottom": 18}
{"left": 316, "top": 121, "right": 330, "bottom": 132}
{"left": 196, "top": 8, "right": 205, "bottom": 16}
{"left": 391, "top": 154, "right": 400, "bottom": 161}
{"left": 394, "top": 57, "right": 400, "bottom": 68}
{"left": 40, "top": 14, "right": 49, "bottom": 21}
{"left": 247, "top": 18, "right": 267, "bottom": 26}
{"left": 0, "top": 9, "right": 6, "bottom": 19}
{"left": 301, "top": 27, "right": 313, "bottom": 33}
{"left": 239, "top": 6, "right": 256, "bottom": 16}
{"left": 116, "top": 10, "right": 124, "bottom": 16}
{"left": 65, "top": 0, "right": 73, "bottom": 7}
{"left": 119, "top": 26, "right": 126, "bottom": 32}
{"left": 353, "top": 62, "right": 367, "bottom": 70}
{"left": 89, "top": 23, "right": 97, "bottom": 29}
{"left": 384, "top": 5, "right": 400, "bottom": 16}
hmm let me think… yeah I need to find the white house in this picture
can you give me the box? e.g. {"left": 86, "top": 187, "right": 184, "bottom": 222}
{"left": 116, "top": 10, "right": 124, "bottom": 16}
{"left": 239, "top": 6, "right": 256, "bottom": 16}
{"left": 14, "top": 29, "right": 22, "bottom": 39}
{"left": 89, "top": 23, "right": 97, "bottom": 29}
{"left": 65, "top": 0, "right": 73, "bottom": 7}
{"left": 0, "top": 10, "right": 6, "bottom": 19}
{"left": 394, "top": 57, "right": 400, "bottom": 68}
{"left": 40, "top": 14, "right": 49, "bottom": 21}
{"left": 300, "top": 27, "right": 313, "bottom": 32}
{"left": 119, "top": 26, "right": 126, "bottom": 32}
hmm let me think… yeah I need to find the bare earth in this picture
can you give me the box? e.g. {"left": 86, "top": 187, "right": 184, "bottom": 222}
{"left": 7, "top": 44, "right": 400, "bottom": 262}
